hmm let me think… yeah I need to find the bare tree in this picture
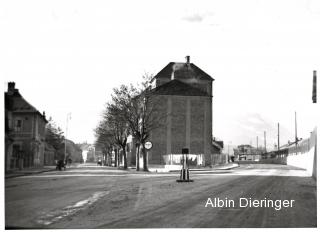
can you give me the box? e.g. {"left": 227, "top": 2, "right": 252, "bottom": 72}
{"left": 95, "top": 74, "right": 165, "bottom": 171}
{"left": 94, "top": 120, "right": 115, "bottom": 166}
{"left": 112, "top": 75, "right": 165, "bottom": 171}
{"left": 104, "top": 102, "right": 130, "bottom": 169}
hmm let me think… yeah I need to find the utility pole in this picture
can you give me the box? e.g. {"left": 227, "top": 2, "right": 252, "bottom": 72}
{"left": 264, "top": 131, "right": 266, "bottom": 153}
{"left": 295, "top": 111, "right": 298, "bottom": 155}
{"left": 256, "top": 136, "right": 259, "bottom": 161}
{"left": 295, "top": 112, "right": 297, "bottom": 142}
{"left": 312, "top": 70, "right": 317, "bottom": 103}
{"left": 277, "top": 123, "right": 280, "bottom": 151}
{"left": 64, "top": 113, "right": 71, "bottom": 164}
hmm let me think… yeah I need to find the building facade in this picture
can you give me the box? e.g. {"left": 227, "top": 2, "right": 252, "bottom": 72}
{"left": 5, "top": 82, "right": 48, "bottom": 171}
{"left": 146, "top": 56, "right": 214, "bottom": 166}
{"left": 233, "top": 144, "right": 263, "bottom": 161}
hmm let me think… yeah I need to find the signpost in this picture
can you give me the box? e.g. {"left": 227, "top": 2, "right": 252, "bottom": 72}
{"left": 145, "top": 141, "right": 152, "bottom": 169}
{"left": 145, "top": 141, "right": 153, "bottom": 150}
{"left": 177, "top": 148, "right": 193, "bottom": 182}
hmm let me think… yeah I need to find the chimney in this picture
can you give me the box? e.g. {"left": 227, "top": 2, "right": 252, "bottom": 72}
{"left": 185, "top": 55, "right": 190, "bottom": 64}
{"left": 7, "top": 82, "right": 16, "bottom": 95}
{"left": 8, "top": 82, "right": 15, "bottom": 91}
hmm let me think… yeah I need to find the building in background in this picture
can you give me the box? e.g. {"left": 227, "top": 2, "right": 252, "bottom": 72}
{"left": 78, "top": 143, "right": 95, "bottom": 163}
{"left": 233, "top": 144, "right": 264, "bottom": 161}
{"left": 5, "top": 82, "right": 48, "bottom": 171}
{"left": 211, "top": 138, "right": 226, "bottom": 165}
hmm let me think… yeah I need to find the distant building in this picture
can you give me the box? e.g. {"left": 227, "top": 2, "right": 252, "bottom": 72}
{"left": 211, "top": 138, "right": 227, "bottom": 165}
{"left": 212, "top": 139, "right": 224, "bottom": 154}
{"left": 233, "top": 144, "right": 263, "bottom": 161}
{"left": 78, "top": 143, "right": 95, "bottom": 162}
{"left": 5, "top": 82, "right": 48, "bottom": 171}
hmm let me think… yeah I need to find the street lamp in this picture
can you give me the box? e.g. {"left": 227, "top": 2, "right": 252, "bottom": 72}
{"left": 64, "top": 113, "right": 71, "bottom": 164}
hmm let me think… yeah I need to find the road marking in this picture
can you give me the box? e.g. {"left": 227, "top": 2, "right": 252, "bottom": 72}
{"left": 36, "top": 191, "right": 110, "bottom": 226}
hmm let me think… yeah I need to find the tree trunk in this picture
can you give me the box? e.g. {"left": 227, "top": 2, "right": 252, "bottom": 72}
{"left": 142, "top": 145, "right": 148, "bottom": 172}
{"left": 136, "top": 144, "right": 140, "bottom": 171}
{"left": 122, "top": 145, "right": 127, "bottom": 169}
{"left": 108, "top": 152, "right": 112, "bottom": 166}
{"left": 114, "top": 148, "right": 118, "bottom": 167}
{"left": 118, "top": 149, "right": 121, "bottom": 167}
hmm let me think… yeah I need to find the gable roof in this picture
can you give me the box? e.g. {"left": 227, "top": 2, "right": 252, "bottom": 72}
{"left": 5, "top": 90, "right": 48, "bottom": 123}
{"left": 150, "top": 79, "right": 210, "bottom": 97}
{"left": 212, "top": 140, "right": 224, "bottom": 150}
{"left": 153, "top": 62, "right": 214, "bottom": 81}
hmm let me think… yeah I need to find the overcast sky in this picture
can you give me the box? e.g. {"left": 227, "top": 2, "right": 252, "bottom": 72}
{"left": 1, "top": 0, "right": 319, "bottom": 149}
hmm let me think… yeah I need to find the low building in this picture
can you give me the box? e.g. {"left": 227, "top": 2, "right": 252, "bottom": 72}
{"left": 211, "top": 139, "right": 227, "bottom": 165}
{"left": 233, "top": 144, "right": 263, "bottom": 161}
{"left": 5, "top": 82, "right": 48, "bottom": 171}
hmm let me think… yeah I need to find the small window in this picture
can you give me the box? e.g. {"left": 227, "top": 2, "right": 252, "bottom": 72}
{"left": 12, "top": 145, "right": 20, "bottom": 158}
{"left": 14, "top": 119, "right": 22, "bottom": 132}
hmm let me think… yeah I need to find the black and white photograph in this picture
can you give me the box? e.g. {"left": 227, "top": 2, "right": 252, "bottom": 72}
{"left": 1, "top": 0, "right": 319, "bottom": 230}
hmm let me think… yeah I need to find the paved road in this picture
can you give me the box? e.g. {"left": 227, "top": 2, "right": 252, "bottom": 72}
{"left": 5, "top": 163, "right": 317, "bottom": 228}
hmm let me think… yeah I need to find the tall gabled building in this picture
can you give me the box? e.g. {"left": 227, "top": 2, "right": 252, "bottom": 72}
{"left": 147, "top": 56, "right": 214, "bottom": 166}
{"left": 5, "top": 82, "right": 48, "bottom": 171}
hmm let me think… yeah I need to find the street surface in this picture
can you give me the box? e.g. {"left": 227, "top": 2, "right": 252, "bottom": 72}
{"left": 5, "top": 163, "right": 317, "bottom": 228}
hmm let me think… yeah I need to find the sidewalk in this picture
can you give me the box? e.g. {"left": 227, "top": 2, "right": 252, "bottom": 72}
{"left": 5, "top": 166, "right": 56, "bottom": 179}
{"left": 148, "top": 162, "right": 239, "bottom": 173}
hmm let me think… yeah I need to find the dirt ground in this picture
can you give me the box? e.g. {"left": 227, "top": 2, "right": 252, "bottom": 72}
{"left": 5, "top": 164, "right": 317, "bottom": 228}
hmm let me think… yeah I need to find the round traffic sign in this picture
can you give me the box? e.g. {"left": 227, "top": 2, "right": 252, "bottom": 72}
{"left": 145, "top": 141, "right": 153, "bottom": 150}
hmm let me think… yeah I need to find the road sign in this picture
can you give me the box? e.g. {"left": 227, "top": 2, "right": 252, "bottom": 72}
{"left": 145, "top": 141, "right": 153, "bottom": 150}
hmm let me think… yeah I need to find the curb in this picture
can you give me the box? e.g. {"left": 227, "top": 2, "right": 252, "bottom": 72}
{"left": 5, "top": 168, "right": 56, "bottom": 179}
{"left": 155, "top": 163, "right": 240, "bottom": 173}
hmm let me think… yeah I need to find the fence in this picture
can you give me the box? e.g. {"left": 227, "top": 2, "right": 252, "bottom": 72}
{"left": 210, "top": 153, "right": 228, "bottom": 166}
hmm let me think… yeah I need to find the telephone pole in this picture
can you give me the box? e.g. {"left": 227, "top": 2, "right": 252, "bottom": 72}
{"left": 264, "top": 131, "right": 266, "bottom": 153}
{"left": 277, "top": 123, "right": 280, "bottom": 151}
{"left": 64, "top": 112, "right": 72, "bottom": 163}
{"left": 312, "top": 70, "right": 317, "bottom": 103}
{"left": 295, "top": 111, "right": 298, "bottom": 155}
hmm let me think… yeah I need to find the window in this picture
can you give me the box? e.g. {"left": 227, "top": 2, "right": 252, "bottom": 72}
{"left": 14, "top": 119, "right": 22, "bottom": 132}
{"left": 12, "top": 145, "right": 20, "bottom": 158}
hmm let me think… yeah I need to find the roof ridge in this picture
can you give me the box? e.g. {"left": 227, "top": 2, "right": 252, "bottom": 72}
{"left": 150, "top": 79, "right": 211, "bottom": 97}
{"left": 153, "top": 62, "right": 214, "bottom": 81}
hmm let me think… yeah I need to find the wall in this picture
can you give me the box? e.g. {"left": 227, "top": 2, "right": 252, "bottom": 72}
{"left": 149, "top": 95, "right": 212, "bottom": 166}
{"left": 211, "top": 154, "right": 228, "bottom": 166}
{"left": 260, "top": 127, "right": 317, "bottom": 178}
{"left": 286, "top": 127, "right": 317, "bottom": 177}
